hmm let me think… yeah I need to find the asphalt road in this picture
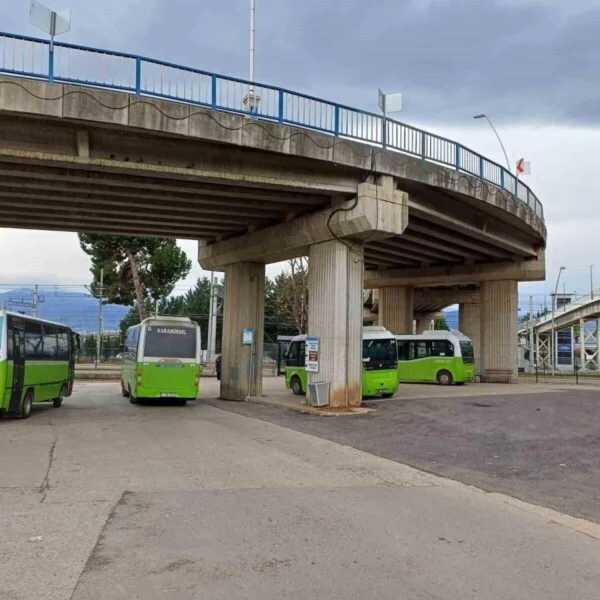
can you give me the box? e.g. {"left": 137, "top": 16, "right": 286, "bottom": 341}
{"left": 2, "top": 381, "right": 600, "bottom": 599}
{"left": 213, "top": 384, "right": 600, "bottom": 524}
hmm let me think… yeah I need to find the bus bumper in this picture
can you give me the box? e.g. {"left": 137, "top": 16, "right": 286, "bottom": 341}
{"left": 362, "top": 370, "right": 398, "bottom": 397}
{"left": 135, "top": 386, "right": 198, "bottom": 400}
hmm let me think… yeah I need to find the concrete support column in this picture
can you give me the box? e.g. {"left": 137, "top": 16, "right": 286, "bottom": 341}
{"left": 415, "top": 318, "right": 432, "bottom": 334}
{"left": 378, "top": 287, "right": 413, "bottom": 334}
{"left": 480, "top": 280, "right": 518, "bottom": 383}
{"left": 308, "top": 239, "right": 364, "bottom": 408}
{"left": 459, "top": 302, "right": 481, "bottom": 377}
{"left": 220, "top": 262, "right": 265, "bottom": 401}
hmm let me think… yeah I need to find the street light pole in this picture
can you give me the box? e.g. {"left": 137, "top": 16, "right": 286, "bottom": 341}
{"left": 590, "top": 264, "right": 594, "bottom": 300}
{"left": 249, "top": 0, "right": 255, "bottom": 87}
{"left": 550, "top": 266, "right": 566, "bottom": 376}
{"left": 473, "top": 114, "right": 512, "bottom": 172}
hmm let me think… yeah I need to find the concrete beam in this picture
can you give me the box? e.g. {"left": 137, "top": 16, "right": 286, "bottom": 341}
{"left": 536, "top": 300, "right": 600, "bottom": 334}
{"left": 0, "top": 76, "right": 546, "bottom": 246}
{"left": 378, "top": 287, "right": 413, "bottom": 334}
{"left": 198, "top": 176, "right": 408, "bottom": 269}
{"left": 413, "top": 288, "right": 480, "bottom": 309}
{"left": 408, "top": 197, "right": 539, "bottom": 258}
{"left": 365, "top": 255, "right": 545, "bottom": 288}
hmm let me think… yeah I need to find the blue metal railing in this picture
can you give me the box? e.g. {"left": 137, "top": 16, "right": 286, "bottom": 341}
{"left": 0, "top": 31, "right": 543, "bottom": 220}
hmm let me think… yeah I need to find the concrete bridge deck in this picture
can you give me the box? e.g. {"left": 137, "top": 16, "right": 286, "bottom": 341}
{"left": 0, "top": 33, "right": 547, "bottom": 404}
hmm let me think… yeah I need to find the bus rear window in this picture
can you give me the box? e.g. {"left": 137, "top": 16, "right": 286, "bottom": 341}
{"left": 363, "top": 338, "right": 397, "bottom": 370}
{"left": 144, "top": 326, "right": 196, "bottom": 359}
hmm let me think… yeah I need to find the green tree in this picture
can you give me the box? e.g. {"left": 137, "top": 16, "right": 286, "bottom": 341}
{"left": 434, "top": 316, "right": 449, "bottom": 330}
{"left": 119, "top": 278, "right": 215, "bottom": 344}
{"left": 271, "top": 258, "right": 309, "bottom": 334}
{"left": 79, "top": 235, "right": 191, "bottom": 322}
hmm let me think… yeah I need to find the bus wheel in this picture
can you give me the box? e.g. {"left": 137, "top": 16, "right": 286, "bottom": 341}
{"left": 129, "top": 387, "right": 138, "bottom": 404}
{"left": 176, "top": 399, "right": 187, "bottom": 406}
{"left": 291, "top": 376, "right": 303, "bottom": 395}
{"left": 53, "top": 385, "right": 67, "bottom": 408}
{"left": 381, "top": 393, "right": 394, "bottom": 398}
{"left": 21, "top": 390, "right": 33, "bottom": 419}
{"left": 121, "top": 380, "right": 130, "bottom": 397}
{"left": 455, "top": 381, "right": 466, "bottom": 386}
{"left": 437, "top": 370, "right": 453, "bottom": 386}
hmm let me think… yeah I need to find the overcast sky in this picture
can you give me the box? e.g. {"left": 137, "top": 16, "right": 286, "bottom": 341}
{"left": 1, "top": 0, "right": 599, "bottom": 313}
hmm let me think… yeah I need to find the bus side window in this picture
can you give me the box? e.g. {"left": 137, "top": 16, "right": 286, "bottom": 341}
{"left": 397, "top": 341, "right": 409, "bottom": 361}
{"left": 6, "top": 318, "right": 13, "bottom": 360}
{"left": 57, "top": 331, "right": 70, "bottom": 360}
{"left": 409, "top": 341, "right": 428, "bottom": 360}
{"left": 25, "top": 320, "right": 43, "bottom": 359}
{"left": 287, "top": 341, "right": 305, "bottom": 367}
{"left": 431, "top": 340, "right": 453, "bottom": 357}
{"left": 286, "top": 341, "right": 297, "bottom": 366}
{"left": 42, "top": 324, "right": 59, "bottom": 360}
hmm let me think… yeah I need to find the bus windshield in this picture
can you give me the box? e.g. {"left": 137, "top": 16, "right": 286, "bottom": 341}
{"left": 459, "top": 340, "right": 474, "bottom": 363}
{"left": 144, "top": 326, "right": 196, "bottom": 359}
{"left": 363, "top": 338, "right": 397, "bottom": 370}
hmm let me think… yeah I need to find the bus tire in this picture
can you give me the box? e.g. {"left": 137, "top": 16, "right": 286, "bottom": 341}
{"left": 437, "top": 370, "right": 453, "bottom": 386}
{"left": 53, "top": 385, "right": 67, "bottom": 408}
{"left": 176, "top": 399, "right": 187, "bottom": 406}
{"left": 129, "top": 387, "right": 138, "bottom": 404}
{"left": 121, "top": 380, "right": 130, "bottom": 397}
{"left": 291, "top": 376, "right": 303, "bottom": 395}
{"left": 21, "top": 390, "right": 33, "bottom": 419}
{"left": 381, "top": 393, "right": 394, "bottom": 398}
{"left": 455, "top": 381, "right": 466, "bottom": 386}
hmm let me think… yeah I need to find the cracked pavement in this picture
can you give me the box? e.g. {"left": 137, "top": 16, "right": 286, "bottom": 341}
{"left": 1, "top": 381, "right": 600, "bottom": 599}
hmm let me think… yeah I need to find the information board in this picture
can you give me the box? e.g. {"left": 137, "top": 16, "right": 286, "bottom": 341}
{"left": 305, "top": 336, "right": 320, "bottom": 373}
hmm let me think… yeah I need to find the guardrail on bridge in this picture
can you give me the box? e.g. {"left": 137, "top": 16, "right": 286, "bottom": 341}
{"left": 0, "top": 31, "right": 543, "bottom": 219}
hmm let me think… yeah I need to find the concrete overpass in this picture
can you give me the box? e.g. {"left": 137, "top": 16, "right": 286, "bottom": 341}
{"left": 0, "top": 32, "right": 546, "bottom": 405}
{"left": 519, "top": 293, "right": 600, "bottom": 371}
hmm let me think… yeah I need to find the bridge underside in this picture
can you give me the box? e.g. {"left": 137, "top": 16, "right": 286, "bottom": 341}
{"left": 0, "top": 77, "right": 547, "bottom": 405}
{"left": 0, "top": 103, "right": 543, "bottom": 272}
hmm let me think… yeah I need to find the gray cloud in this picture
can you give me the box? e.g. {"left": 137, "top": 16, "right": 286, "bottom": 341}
{"left": 3, "top": 0, "right": 599, "bottom": 125}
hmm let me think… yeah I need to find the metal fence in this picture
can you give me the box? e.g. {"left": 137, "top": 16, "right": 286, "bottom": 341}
{"left": 0, "top": 31, "right": 543, "bottom": 219}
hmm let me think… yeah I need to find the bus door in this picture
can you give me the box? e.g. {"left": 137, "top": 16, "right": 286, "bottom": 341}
{"left": 8, "top": 323, "right": 26, "bottom": 413}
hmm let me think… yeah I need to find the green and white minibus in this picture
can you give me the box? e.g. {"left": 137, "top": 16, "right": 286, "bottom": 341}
{"left": 284, "top": 326, "right": 399, "bottom": 398}
{"left": 121, "top": 316, "right": 202, "bottom": 405}
{"left": 0, "top": 310, "right": 77, "bottom": 418}
{"left": 395, "top": 331, "right": 475, "bottom": 385}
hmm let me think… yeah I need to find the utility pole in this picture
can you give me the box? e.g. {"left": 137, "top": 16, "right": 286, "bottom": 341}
{"left": 529, "top": 295, "right": 534, "bottom": 373}
{"left": 32, "top": 284, "right": 40, "bottom": 317}
{"left": 207, "top": 272, "right": 218, "bottom": 363}
{"left": 95, "top": 268, "right": 104, "bottom": 370}
{"left": 591, "top": 264, "right": 594, "bottom": 300}
{"left": 8, "top": 284, "right": 45, "bottom": 316}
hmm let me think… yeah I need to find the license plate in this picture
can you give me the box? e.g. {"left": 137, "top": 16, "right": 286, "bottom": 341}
{"left": 160, "top": 393, "right": 178, "bottom": 398}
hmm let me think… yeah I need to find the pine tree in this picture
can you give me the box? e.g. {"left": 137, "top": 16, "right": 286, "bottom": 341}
{"left": 79, "top": 235, "right": 191, "bottom": 322}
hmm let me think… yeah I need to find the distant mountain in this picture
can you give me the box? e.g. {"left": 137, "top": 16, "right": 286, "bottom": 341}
{"left": 0, "top": 287, "right": 460, "bottom": 335}
{"left": 444, "top": 309, "right": 458, "bottom": 330}
{"left": 0, "top": 288, "right": 130, "bottom": 332}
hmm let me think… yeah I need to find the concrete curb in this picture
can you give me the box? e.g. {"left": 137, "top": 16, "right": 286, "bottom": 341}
{"left": 245, "top": 395, "right": 373, "bottom": 416}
